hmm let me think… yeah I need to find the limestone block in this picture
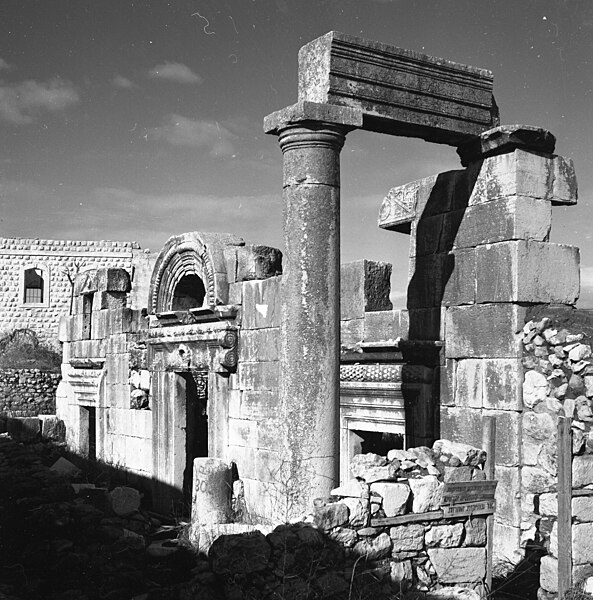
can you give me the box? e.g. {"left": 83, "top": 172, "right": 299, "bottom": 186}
{"left": 239, "top": 390, "right": 279, "bottom": 421}
{"left": 407, "top": 252, "right": 452, "bottom": 309}
{"left": 573, "top": 496, "right": 593, "bottom": 522}
{"left": 341, "top": 318, "right": 364, "bottom": 347}
{"left": 241, "top": 329, "right": 280, "bottom": 362}
{"left": 408, "top": 307, "right": 443, "bottom": 340}
{"left": 228, "top": 282, "right": 242, "bottom": 306}
{"left": 340, "top": 260, "right": 392, "bottom": 320}
{"left": 425, "top": 523, "right": 464, "bottom": 548}
{"left": 256, "top": 418, "right": 283, "bottom": 452}
{"left": 484, "top": 410, "right": 521, "bottom": 466}
{"left": 445, "top": 304, "right": 526, "bottom": 358}
{"left": 573, "top": 454, "right": 593, "bottom": 488}
{"left": 363, "top": 310, "right": 408, "bottom": 343}
{"left": 235, "top": 245, "right": 282, "bottom": 282}
{"left": 352, "top": 532, "right": 392, "bottom": 560}
{"left": 442, "top": 248, "right": 476, "bottom": 307}
{"left": 439, "top": 360, "right": 457, "bottom": 407}
{"left": 370, "top": 482, "right": 410, "bottom": 517}
{"left": 237, "top": 361, "right": 279, "bottom": 392}
{"left": 454, "top": 359, "right": 484, "bottom": 408}
{"left": 540, "top": 555, "right": 558, "bottom": 593}
{"left": 573, "top": 523, "right": 593, "bottom": 565}
{"left": 492, "top": 522, "right": 522, "bottom": 567}
{"left": 522, "top": 465, "right": 555, "bottom": 494}
{"left": 314, "top": 502, "right": 349, "bottom": 531}
{"left": 475, "top": 241, "right": 579, "bottom": 305}
{"left": 95, "top": 291, "right": 127, "bottom": 311}
{"left": 241, "top": 276, "right": 282, "bottom": 330}
{"left": 495, "top": 466, "right": 521, "bottom": 527}
{"left": 7, "top": 417, "right": 40, "bottom": 442}
{"left": 413, "top": 210, "right": 464, "bottom": 257}
{"left": 464, "top": 517, "right": 487, "bottom": 546}
{"left": 469, "top": 150, "right": 577, "bottom": 206}
{"left": 483, "top": 359, "right": 523, "bottom": 410}
{"left": 409, "top": 476, "right": 444, "bottom": 513}
{"left": 39, "top": 416, "right": 66, "bottom": 442}
{"left": 390, "top": 559, "right": 413, "bottom": 588}
{"left": 228, "top": 418, "right": 258, "bottom": 448}
{"left": 97, "top": 268, "right": 131, "bottom": 292}
{"left": 109, "top": 486, "right": 141, "bottom": 517}
{"left": 538, "top": 493, "right": 557, "bottom": 517}
{"left": 191, "top": 458, "right": 232, "bottom": 530}
{"left": 254, "top": 448, "right": 283, "bottom": 484}
{"left": 331, "top": 479, "right": 367, "bottom": 498}
{"left": 427, "top": 547, "right": 486, "bottom": 583}
{"left": 341, "top": 497, "right": 369, "bottom": 527}
{"left": 454, "top": 196, "right": 551, "bottom": 250}
{"left": 433, "top": 440, "right": 486, "bottom": 467}
{"left": 439, "top": 407, "right": 484, "bottom": 450}
{"left": 390, "top": 523, "right": 425, "bottom": 552}
{"left": 91, "top": 310, "right": 109, "bottom": 340}
{"left": 58, "top": 316, "right": 73, "bottom": 342}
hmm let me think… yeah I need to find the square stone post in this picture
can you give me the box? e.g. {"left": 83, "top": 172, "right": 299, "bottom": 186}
{"left": 264, "top": 102, "right": 362, "bottom": 520}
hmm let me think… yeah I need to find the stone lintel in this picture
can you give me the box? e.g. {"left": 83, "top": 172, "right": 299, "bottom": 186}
{"left": 457, "top": 124, "right": 557, "bottom": 166}
{"left": 298, "top": 31, "right": 497, "bottom": 145}
{"left": 263, "top": 100, "right": 363, "bottom": 135}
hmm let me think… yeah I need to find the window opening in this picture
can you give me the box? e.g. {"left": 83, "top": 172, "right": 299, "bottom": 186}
{"left": 172, "top": 274, "right": 206, "bottom": 311}
{"left": 23, "top": 268, "right": 44, "bottom": 304}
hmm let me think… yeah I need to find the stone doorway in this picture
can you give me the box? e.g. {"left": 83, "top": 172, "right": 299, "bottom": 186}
{"left": 80, "top": 406, "right": 96, "bottom": 462}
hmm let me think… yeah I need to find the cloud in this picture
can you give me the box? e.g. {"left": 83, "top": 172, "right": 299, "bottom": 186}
{"left": 148, "top": 62, "right": 202, "bottom": 84}
{"left": 0, "top": 78, "right": 79, "bottom": 124}
{"left": 0, "top": 58, "right": 12, "bottom": 71}
{"left": 150, "top": 114, "right": 236, "bottom": 156}
{"left": 112, "top": 75, "right": 135, "bottom": 89}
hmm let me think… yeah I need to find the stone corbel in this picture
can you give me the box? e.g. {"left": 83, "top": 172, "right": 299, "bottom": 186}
{"left": 216, "top": 328, "right": 239, "bottom": 373}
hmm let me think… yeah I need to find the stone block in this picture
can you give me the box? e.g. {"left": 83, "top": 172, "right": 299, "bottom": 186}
{"left": 445, "top": 304, "right": 526, "bottom": 358}
{"left": 240, "top": 329, "right": 280, "bottom": 362}
{"left": 454, "top": 196, "right": 551, "bottom": 249}
{"left": 407, "top": 252, "right": 452, "bottom": 309}
{"left": 492, "top": 522, "right": 522, "bottom": 567}
{"left": 476, "top": 240, "right": 579, "bottom": 305}
{"left": 484, "top": 410, "right": 521, "bottom": 466}
{"left": 439, "top": 406, "right": 484, "bottom": 450}
{"left": 455, "top": 359, "right": 484, "bottom": 409}
{"left": 238, "top": 362, "right": 279, "bottom": 392}
{"left": 239, "top": 390, "right": 280, "bottom": 421}
{"left": 464, "top": 517, "right": 487, "bottom": 546}
{"left": 340, "top": 260, "right": 392, "bottom": 320}
{"left": 95, "top": 291, "right": 127, "bottom": 311}
{"left": 573, "top": 496, "right": 593, "bottom": 522}
{"left": 39, "top": 416, "right": 66, "bottom": 441}
{"left": 413, "top": 210, "right": 465, "bottom": 257}
{"left": 408, "top": 476, "right": 443, "bottom": 513}
{"left": 573, "top": 523, "right": 593, "bottom": 565}
{"left": 241, "top": 276, "right": 282, "bottom": 330}
{"left": 298, "top": 31, "right": 496, "bottom": 144}
{"left": 522, "top": 465, "right": 555, "bottom": 494}
{"left": 425, "top": 523, "right": 464, "bottom": 548}
{"left": 408, "top": 307, "right": 443, "bottom": 340}
{"left": 7, "top": 417, "right": 40, "bottom": 442}
{"left": 439, "top": 360, "right": 456, "bottom": 407}
{"left": 256, "top": 418, "right": 283, "bottom": 452}
{"left": 228, "top": 445, "right": 257, "bottom": 479}
{"left": 369, "top": 482, "right": 410, "bottom": 517}
{"left": 540, "top": 555, "right": 558, "bottom": 593}
{"left": 483, "top": 359, "right": 523, "bottom": 411}
{"left": 254, "top": 448, "right": 283, "bottom": 484}
{"left": 91, "top": 310, "right": 109, "bottom": 340}
{"left": 341, "top": 318, "right": 364, "bottom": 347}
{"left": 97, "top": 268, "right": 131, "bottom": 292}
{"left": 390, "top": 524, "right": 425, "bottom": 552}
{"left": 469, "top": 150, "right": 577, "bottom": 206}
{"left": 229, "top": 418, "right": 258, "bottom": 448}
{"left": 58, "top": 316, "right": 73, "bottom": 342}
{"left": 427, "top": 547, "right": 486, "bottom": 583}
{"left": 363, "top": 310, "right": 408, "bottom": 342}
{"left": 235, "top": 245, "right": 282, "bottom": 282}
{"left": 442, "top": 248, "right": 476, "bottom": 306}
{"left": 494, "top": 466, "right": 521, "bottom": 527}
{"left": 228, "top": 282, "right": 242, "bottom": 306}
{"left": 573, "top": 454, "right": 593, "bottom": 488}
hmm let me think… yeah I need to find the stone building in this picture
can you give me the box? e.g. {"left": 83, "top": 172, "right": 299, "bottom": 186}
{"left": 0, "top": 237, "right": 152, "bottom": 346}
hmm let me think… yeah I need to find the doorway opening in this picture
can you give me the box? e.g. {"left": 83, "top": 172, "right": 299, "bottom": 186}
{"left": 80, "top": 406, "right": 97, "bottom": 461}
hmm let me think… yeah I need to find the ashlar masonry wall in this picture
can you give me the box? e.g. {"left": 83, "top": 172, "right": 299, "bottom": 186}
{"left": 0, "top": 238, "right": 145, "bottom": 346}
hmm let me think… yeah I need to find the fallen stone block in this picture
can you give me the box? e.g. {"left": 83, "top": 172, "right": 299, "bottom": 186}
{"left": 39, "top": 415, "right": 66, "bottom": 442}
{"left": 369, "top": 482, "right": 410, "bottom": 517}
{"left": 109, "top": 486, "right": 141, "bottom": 517}
{"left": 409, "top": 476, "right": 444, "bottom": 513}
{"left": 6, "top": 417, "right": 40, "bottom": 443}
{"left": 209, "top": 531, "right": 271, "bottom": 575}
{"left": 50, "top": 457, "right": 82, "bottom": 479}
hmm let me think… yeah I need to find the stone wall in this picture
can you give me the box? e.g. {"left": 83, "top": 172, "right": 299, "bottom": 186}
{"left": 0, "top": 368, "right": 61, "bottom": 416}
{"left": 0, "top": 238, "right": 144, "bottom": 346}
{"left": 519, "top": 308, "right": 593, "bottom": 598}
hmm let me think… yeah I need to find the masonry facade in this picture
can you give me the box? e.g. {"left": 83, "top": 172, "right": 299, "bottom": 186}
{"left": 0, "top": 238, "right": 150, "bottom": 346}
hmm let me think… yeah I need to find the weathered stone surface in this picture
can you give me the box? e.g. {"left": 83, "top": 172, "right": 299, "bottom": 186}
{"left": 409, "top": 476, "right": 444, "bottom": 513}
{"left": 340, "top": 318, "right": 364, "bottom": 347}
{"left": 235, "top": 245, "right": 282, "bottom": 282}
{"left": 495, "top": 466, "right": 521, "bottom": 527}
{"left": 352, "top": 532, "right": 392, "bottom": 560}
{"left": 483, "top": 359, "right": 523, "bottom": 410}
{"left": 209, "top": 531, "right": 271, "bottom": 574}
{"left": 313, "top": 502, "right": 349, "bottom": 531}
{"left": 390, "top": 559, "right": 413, "bottom": 588}
{"left": 492, "top": 522, "right": 522, "bottom": 567}
{"left": 523, "top": 370, "right": 549, "bottom": 408}
{"left": 464, "top": 517, "right": 487, "bottom": 546}
{"left": 363, "top": 309, "right": 409, "bottom": 343}
{"left": 522, "top": 465, "right": 555, "bottom": 494}
{"left": 468, "top": 149, "right": 577, "bottom": 206}
{"left": 328, "top": 527, "right": 357, "bottom": 547}
{"left": 538, "top": 492, "right": 557, "bottom": 517}
{"left": 298, "top": 31, "right": 496, "bottom": 144}
{"left": 440, "top": 407, "right": 484, "bottom": 450}
{"left": 427, "top": 547, "right": 486, "bottom": 583}
{"left": 191, "top": 458, "right": 232, "bottom": 532}
{"left": 241, "top": 276, "right": 282, "bottom": 330}
{"left": 540, "top": 555, "right": 558, "bottom": 593}
{"left": 350, "top": 452, "right": 387, "bottom": 476}
{"left": 484, "top": 409, "right": 521, "bottom": 466}
{"left": 425, "top": 588, "right": 481, "bottom": 600}
{"left": 442, "top": 248, "right": 476, "bottom": 307}
{"left": 458, "top": 198, "right": 551, "bottom": 255}
{"left": 432, "top": 440, "right": 486, "bottom": 467}
{"left": 331, "top": 479, "right": 367, "bottom": 498}
{"left": 370, "top": 482, "right": 410, "bottom": 517}
{"left": 573, "top": 523, "right": 593, "bottom": 565}
{"left": 573, "top": 496, "right": 593, "bottom": 522}
{"left": 341, "top": 497, "right": 369, "bottom": 527}
{"left": 50, "top": 457, "right": 81, "bottom": 478}
{"left": 407, "top": 252, "right": 452, "bottom": 309}
{"left": 573, "top": 455, "right": 593, "bottom": 488}
{"left": 457, "top": 125, "right": 556, "bottom": 166}
{"left": 445, "top": 304, "right": 526, "bottom": 358}
{"left": 475, "top": 241, "right": 579, "bottom": 305}
{"left": 341, "top": 260, "right": 392, "bottom": 320}
{"left": 453, "top": 359, "right": 483, "bottom": 409}
{"left": 425, "top": 523, "right": 464, "bottom": 548}
{"left": 7, "top": 417, "right": 40, "bottom": 442}
{"left": 109, "top": 486, "right": 141, "bottom": 517}
{"left": 241, "top": 328, "right": 281, "bottom": 363}
{"left": 390, "top": 523, "right": 425, "bottom": 552}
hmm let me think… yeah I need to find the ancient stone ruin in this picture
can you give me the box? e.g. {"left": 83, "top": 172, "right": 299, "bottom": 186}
{"left": 29, "top": 30, "right": 590, "bottom": 597}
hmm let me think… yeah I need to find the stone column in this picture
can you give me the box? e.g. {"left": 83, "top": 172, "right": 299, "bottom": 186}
{"left": 264, "top": 102, "right": 361, "bottom": 519}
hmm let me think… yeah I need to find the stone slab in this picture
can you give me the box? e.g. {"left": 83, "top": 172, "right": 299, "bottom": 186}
{"left": 454, "top": 359, "right": 484, "bottom": 409}
{"left": 427, "top": 547, "right": 486, "bottom": 583}
{"left": 341, "top": 260, "right": 392, "bottom": 320}
{"left": 475, "top": 240, "right": 580, "bottom": 305}
{"left": 235, "top": 245, "right": 282, "bottom": 282}
{"left": 457, "top": 125, "right": 556, "bottom": 166}
{"left": 483, "top": 359, "right": 523, "bottom": 411}
{"left": 362, "top": 310, "right": 408, "bottom": 343}
{"left": 241, "top": 276, "right": 282, "bottom": 330}
{"left": 298, "top": 31, "right": 496, "bottom": 144}
{"left": 442, "top": 248, "right": 476, "bottom": 307}
{"left": 241, "top": 328, "right": 281, "bottom": 362}
{"left": 445, "top": 304, "right": 526, "bottom": 358}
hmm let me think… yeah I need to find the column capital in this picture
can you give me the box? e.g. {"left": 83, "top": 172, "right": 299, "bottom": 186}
{"left": 263, "top": 100, "right": 362, "bottom": 135}
{"left": 278, "top": 123, "right": 347, "bottom": 154}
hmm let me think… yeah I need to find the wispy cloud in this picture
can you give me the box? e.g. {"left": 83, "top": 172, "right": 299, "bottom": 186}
{"left": 150, "top": 113, "right": 236, "bottom": 156}
{"left": 148, "top": 62, "right": 202, "bottom": 84}
{"left": 112, "top": 75, "right": 135, "bottom": 89}
{"left": 0, "top": 78, "right": 79, "bottom": 124}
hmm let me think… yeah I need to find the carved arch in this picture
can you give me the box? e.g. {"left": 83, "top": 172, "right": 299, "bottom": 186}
{"left": 149, "top": 232, "right": 244, "bottom": 315}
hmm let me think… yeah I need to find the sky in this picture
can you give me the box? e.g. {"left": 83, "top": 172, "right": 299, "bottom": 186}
{"left": 1, "top": 0, "right": 592, "bottom": 306}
